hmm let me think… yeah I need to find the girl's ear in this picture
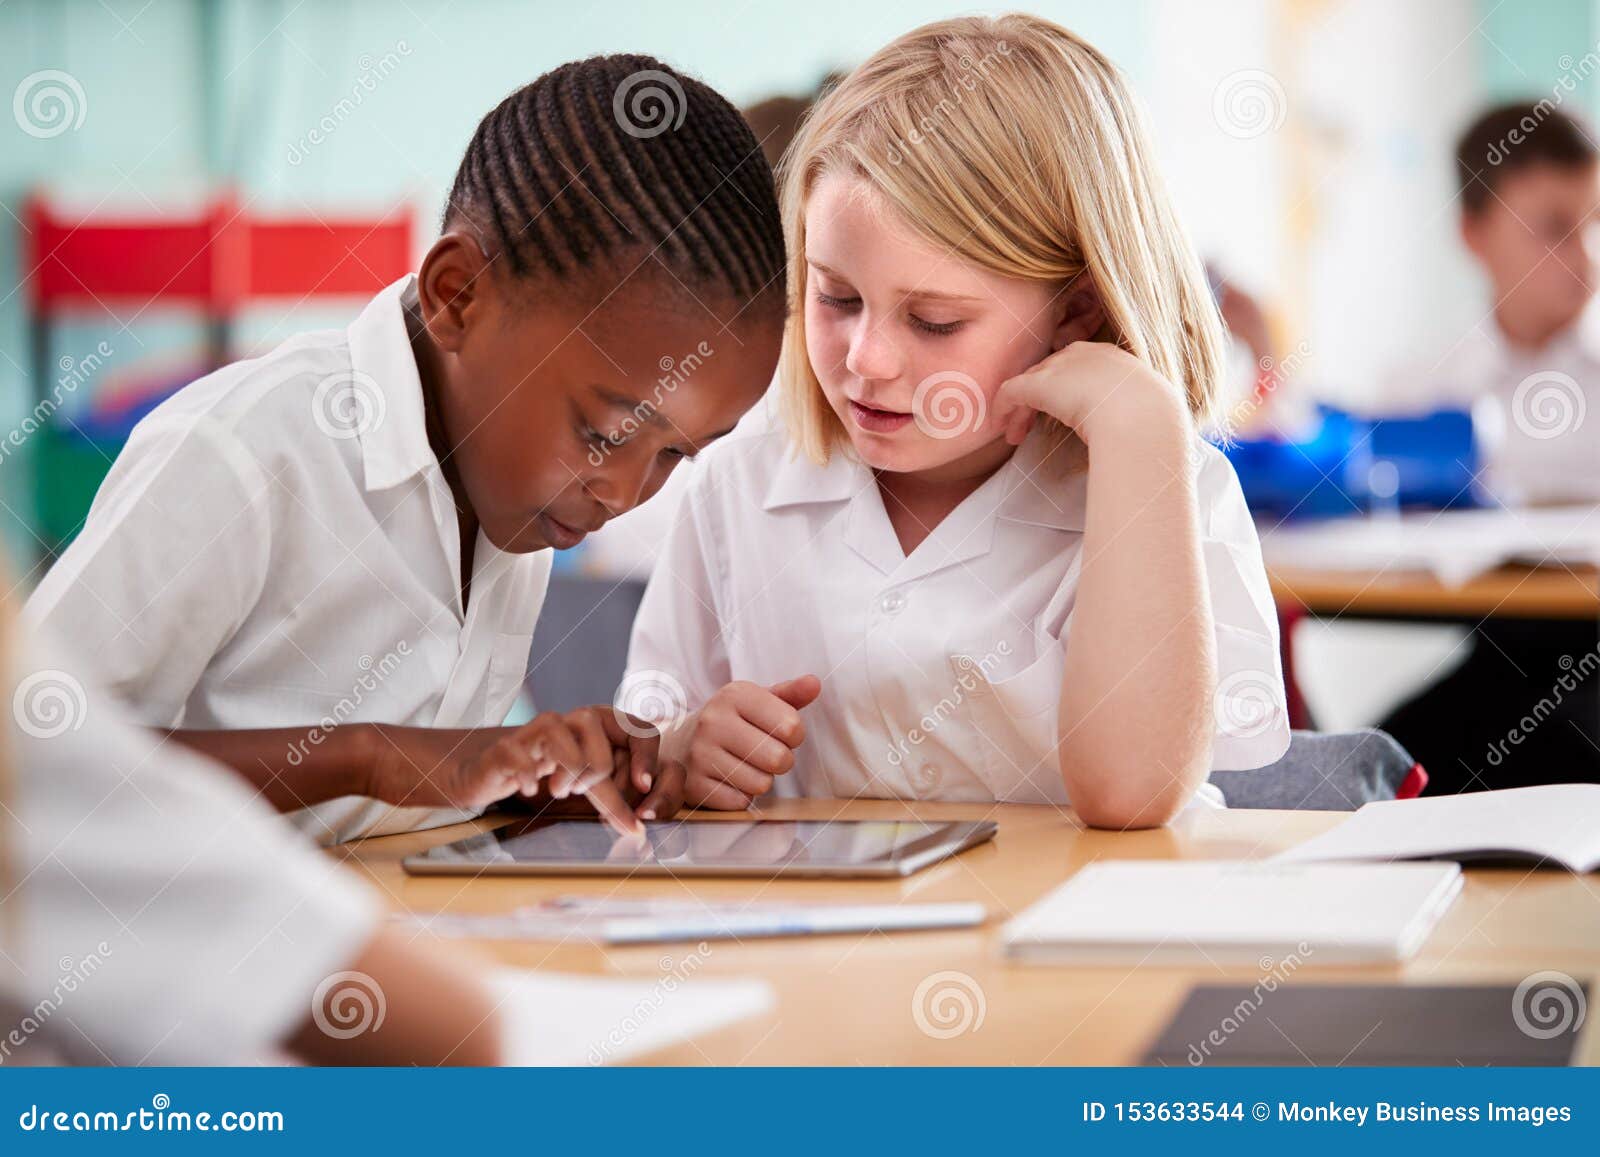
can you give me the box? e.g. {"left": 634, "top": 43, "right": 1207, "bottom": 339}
{"left": 417, "top": 232, "right": 493, "bottom": 354}
{"left": 1051, "top": 278, "right": 1107, "bottom": 351}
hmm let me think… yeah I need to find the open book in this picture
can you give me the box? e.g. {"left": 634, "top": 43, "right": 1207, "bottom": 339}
{"left": 1275, "top": 784, "right": 1600, "bottom": 871}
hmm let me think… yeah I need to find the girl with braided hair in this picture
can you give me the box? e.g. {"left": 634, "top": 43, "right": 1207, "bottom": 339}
{"left": 26, "top": 55, "right": 786, "bottom": 844}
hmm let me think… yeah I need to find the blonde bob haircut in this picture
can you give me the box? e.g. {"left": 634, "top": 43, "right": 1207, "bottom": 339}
{"left": 777, "top": 13, "right": 1225, "bottom": 464}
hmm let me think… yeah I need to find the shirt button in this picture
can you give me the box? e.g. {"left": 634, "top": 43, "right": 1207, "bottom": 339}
{"left": 879, "top": 589, "right": 907, "bottom": 615}
{"left": 915, "top": 763, "right": 942, "bottom": 792}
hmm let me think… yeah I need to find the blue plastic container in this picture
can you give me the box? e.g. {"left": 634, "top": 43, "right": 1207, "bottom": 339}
{"left": 1219, "top": 405, "right": 1481, "bottom": 521}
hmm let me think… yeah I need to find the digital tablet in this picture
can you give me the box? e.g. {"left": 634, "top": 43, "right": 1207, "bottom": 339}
{"left": 402, "top": 817, "right": 998, "bottom": 878}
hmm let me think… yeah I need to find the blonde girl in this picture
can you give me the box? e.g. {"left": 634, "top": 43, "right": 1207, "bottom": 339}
{"left": 626, "top": 13, "right": 1288, "bottom": 827}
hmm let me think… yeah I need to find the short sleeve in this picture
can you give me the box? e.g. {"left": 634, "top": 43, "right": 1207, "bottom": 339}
{"left": 22, "top": 413, "right": 273, "bottom": 726}
{"left": 0, "top": 631, "right": 381, "bottom": 1065}
{"left": 625, "top": 463, "right": 733, "bottom": 743}
{"left": 1197, "top": 446, "right": 1291, "bottom": 770}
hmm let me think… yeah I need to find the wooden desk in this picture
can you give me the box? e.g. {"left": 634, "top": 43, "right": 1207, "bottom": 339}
{"left": 339, "top": 799, "right": 1600, "bottom": 1065}
{"left": 1270, "top": 563, "right": 1600, "bottom": 622}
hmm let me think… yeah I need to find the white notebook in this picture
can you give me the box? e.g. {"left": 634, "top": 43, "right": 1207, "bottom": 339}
{"left": 1275, "top": 784, "right": 1600, "bottom": 872}
{"left": 1000, "top": 860, "right": 1462, "bottom": 964}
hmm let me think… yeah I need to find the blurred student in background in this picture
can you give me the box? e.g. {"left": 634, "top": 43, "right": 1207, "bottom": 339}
{"left": 1379, "top": 102, "right": 1600, "bottom": 792}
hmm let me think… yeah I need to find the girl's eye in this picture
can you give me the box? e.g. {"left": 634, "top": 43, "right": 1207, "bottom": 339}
{"left": 660, "top": 446, "right": 696, "bottom": 462}
{"left": 583, "top": 426, "right": 626, "bottom": 449}
{"left": 815, "top": 289, "right": 961, "bottom": 335}
{"left": 909, "top": 315, "right": 963, "bottom": 337}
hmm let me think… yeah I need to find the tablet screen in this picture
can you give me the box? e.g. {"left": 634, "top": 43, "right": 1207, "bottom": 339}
{"left": 407, "top": 817, "right": 992, "bottom": 875}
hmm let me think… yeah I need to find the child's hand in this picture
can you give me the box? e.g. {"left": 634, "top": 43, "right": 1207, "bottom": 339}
{"left": 367, "top": 708, "right": 654, "bottom": 835}
{"left": 685, "top": 676, "right": 822, "bottom": 810}
{"left": 603, "top": 736, "right": 688, "bottom": 822}
{"left": 994, "top": 340, "right": 1190, "bottom": 447}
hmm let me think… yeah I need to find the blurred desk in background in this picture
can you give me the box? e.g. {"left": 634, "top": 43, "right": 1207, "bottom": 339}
{"left": 1260, "top": 506, "right": 1600, "bottom": 622}
{"left": 1258, "top": 510, "right": 1600, "bottom": 734}
{"left": 1269, "top": 563, "right": 1600, "bottom": 622}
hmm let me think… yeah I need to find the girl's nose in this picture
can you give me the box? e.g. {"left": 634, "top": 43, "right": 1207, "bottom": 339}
{"left": 845, "top": 317, "right": 901, "bottom": 383}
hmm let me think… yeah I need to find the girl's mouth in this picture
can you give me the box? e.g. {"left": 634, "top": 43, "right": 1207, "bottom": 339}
{"left": 848, "top": 398, "right": 914, "bottom": 434}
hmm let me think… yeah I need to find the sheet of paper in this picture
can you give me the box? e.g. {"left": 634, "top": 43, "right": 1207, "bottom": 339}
{"left": 1259, "top": 505, "right": 1600, "bottom": 585}
{"left": 1274, "top": 784, "right": 1600, "bottom": 871}
{"left": 490, "top": 968, "right": 774, "bottom": 1065}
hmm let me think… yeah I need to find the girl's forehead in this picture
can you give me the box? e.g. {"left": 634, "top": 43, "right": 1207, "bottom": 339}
{"left": 806, "top": 170, "right": 906, "bottom": 241}
{"left": 805, "top": 172, "right": 1044, "bottom": 306}
{"left": 808, "top": 177, "right": 965, "bottom": 273}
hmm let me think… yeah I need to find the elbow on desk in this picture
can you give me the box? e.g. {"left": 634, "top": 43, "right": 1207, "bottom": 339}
{"left": 1062, "top": 751, "right": 1212, "bottom": 831}
{"left": 1071, "top": 789, "right": 1185, "bottom": 831}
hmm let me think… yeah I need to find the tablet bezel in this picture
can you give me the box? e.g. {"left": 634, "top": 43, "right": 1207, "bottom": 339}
{"left": 401, "top": 817, "right": 998, "bottom": 878}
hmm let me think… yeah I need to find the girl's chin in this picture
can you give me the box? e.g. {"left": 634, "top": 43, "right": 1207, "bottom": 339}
{"left": 844, "top": 429, "right": 950, "bottom": 474}
{"left": 842, "top": 425, "right": 1019, "bottom": 481}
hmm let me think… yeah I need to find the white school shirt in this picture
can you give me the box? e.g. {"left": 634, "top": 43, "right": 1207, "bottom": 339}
{"left": 23, "top": 277, "right": 552, "bottom": 843}
{"left": 626, "top": 414, "right": 1290, "bottom": 808}
{"left": 1381, "top": 302, "right": 1600, "bottom": 505}
{"left": 0, "top": 631, "right": 381, "bottom": 1065}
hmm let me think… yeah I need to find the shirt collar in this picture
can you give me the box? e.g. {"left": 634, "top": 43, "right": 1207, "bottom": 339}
{"left": 761, "top": 440, "right": 869, "bottom": 511}
{"left": 347, "top": 275, "right": 438, "bottom": 493}
{"left": 1569, "top": 297, "right": 1600, "bottom": 359}
{"left": 1482, "top": 297, "right": 1600, "bottom": 375}
{"left": 993, "top": 431, "right": 1087, "bottom": 532}
{"left": 760, "top": 425, "right": 1086, "bottom": 532}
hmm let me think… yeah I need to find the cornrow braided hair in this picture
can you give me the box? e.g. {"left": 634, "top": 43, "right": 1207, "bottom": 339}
{"left": 445, "top": 54, "right": 786, "bottom": 317}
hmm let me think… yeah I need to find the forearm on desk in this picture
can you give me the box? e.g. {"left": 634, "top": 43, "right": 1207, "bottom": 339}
{"left": 168, "top": 723, "right": 620, "bottom": 818}
{"left": 1057, "top": 411, "right": 1217, "bottom": 828}
{"left": 161, "top": 725, "right": 382, "bottom": 812}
